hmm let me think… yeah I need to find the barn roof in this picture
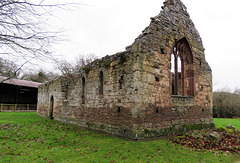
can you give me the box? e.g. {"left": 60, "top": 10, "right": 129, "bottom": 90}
{"left": 0, "top": 76, "right": 42, "bottom": 88}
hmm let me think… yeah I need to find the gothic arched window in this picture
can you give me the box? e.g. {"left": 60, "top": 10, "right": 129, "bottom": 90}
{"left": 171, "top": 38, "right": 194, "bottom": 96}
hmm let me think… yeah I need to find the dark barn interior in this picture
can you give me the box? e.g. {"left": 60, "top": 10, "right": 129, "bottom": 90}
{"left": 0, "top": 77, "right": 41, "bottom": 111}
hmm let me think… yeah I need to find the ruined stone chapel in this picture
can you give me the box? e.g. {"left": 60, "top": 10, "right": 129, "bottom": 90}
{"left": 37, "top": 0, "right": 214, "bottom": 139}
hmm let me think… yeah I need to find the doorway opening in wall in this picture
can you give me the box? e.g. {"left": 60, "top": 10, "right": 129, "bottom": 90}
{"left": 49, "top": 96, "right": 54, "bottom": 119}
{"left": 171, "top": 37, "right": 194, "bottom": 96}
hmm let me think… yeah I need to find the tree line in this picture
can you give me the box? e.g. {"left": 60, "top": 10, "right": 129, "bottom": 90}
{"left": 213, "top": 89, "right": 240, "bottom": 118}
{"left": 0, "top": 54, "right": 97, "bottom": 83}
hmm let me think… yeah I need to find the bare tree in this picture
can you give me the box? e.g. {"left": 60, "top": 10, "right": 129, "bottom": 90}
{"left": 21, "top": 69, "right": 59, "bottom": 83}
{"left": 55, "top": 54, "right": 97, "bottom": 77}
{"left": 233, "top": 87, "right": 240, "bottom": 95}
{"left": 0, "top": 0, "right": 79, "bottom": 82}
{"left": 75, "top": 54, "right": 98, "bottom": 71}
{"left": 0, "top": 57, "right": 20, "bottom": 78}
{"left": 55, "top": 60, "right": 74, "bottom": 76}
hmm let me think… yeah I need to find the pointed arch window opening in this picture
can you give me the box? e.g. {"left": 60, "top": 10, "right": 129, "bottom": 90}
{"left": 99, "top": 71, "right": 104, "bottom": 95}
{"left": 171, "top": 38, "right": 194, "bottom": 96}
{"left": 49, "top": 96, "right": 54, "bottom": 119}
{"left": 82, "top": 77, "right": 86, "bottom": 104}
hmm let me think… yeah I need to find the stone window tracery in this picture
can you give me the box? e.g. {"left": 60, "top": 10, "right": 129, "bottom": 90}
{"left": 171, "top": 37, "right": 194, "bottom": 96}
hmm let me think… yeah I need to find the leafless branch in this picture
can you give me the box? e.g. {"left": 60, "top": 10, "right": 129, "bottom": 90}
{"left": 0, "top": 0, "right": 81, "bottom": 81}
{"left": 55, "top": 54, "right": 98, "bottom": 77}
{"left": 0, "top": 0, "right": 80, "bottom": 62}
{"left": 0, "top": 57, "right": 29, "bottom": 83}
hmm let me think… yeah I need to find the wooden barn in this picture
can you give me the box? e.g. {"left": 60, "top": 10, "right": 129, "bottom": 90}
{"left": 0, "top": 76, "right": 41, "bottom": 111}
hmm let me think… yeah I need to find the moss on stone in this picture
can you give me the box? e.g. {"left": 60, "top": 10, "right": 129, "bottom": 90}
{"left": 103, "top": 60, "right": 111, "bottom": 68}
{"left": 140, "top": 123, "right": 215, "bottom": 139}
{"left": 82, "top": 67, "right": 90, "bottom": 74}
{"left": 117, "top": 53, "right": 127, "bottom": 64}
{"left": 177, "top": 23, "right": 185, "bottom": 31}
{"left": 178, "top": 123, "right": 215, "bottom": 133}
{"left": 99, "top": 124, "right": 106, "bottom": 130}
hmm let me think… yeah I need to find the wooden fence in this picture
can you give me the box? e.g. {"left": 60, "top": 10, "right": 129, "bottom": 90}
{"left": 0, "top": 104, "right": 37, "bottom": 112}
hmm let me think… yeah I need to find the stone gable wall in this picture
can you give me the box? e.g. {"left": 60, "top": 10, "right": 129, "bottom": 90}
{"left": 37, "top": 0, "right": 214, "bottom": 139}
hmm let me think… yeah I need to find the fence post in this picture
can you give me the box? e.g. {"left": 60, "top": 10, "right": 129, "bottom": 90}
{"left": 1, "top": 103, "right": 3, "bottom": 112}
{"left": 15, "top": 104, "right": 17, "bottom": 111}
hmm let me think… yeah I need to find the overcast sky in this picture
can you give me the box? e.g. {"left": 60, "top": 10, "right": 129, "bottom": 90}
{"left": 50, "top": 0, "right": 240, "bottom": 91}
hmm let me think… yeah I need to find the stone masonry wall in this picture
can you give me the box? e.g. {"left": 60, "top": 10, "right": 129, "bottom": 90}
{"left": 124, "top": 0, "right": 213, "bottom": 131}
{"left": 37, "top": 0, "right": 214, "bottom": 140}
{"left": 37, "top": 78, "right": 63, "bottom": 118}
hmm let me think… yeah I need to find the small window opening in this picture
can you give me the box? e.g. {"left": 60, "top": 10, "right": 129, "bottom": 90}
{"left": 155, "top": 76, "right": 160, "bottom": 82}
{"left": 156, "top": 108, "right": 159, "bottom": 113}
{"left": 202, "top": 108, "right": 204, "bottom": 112}
{"left": 119, "top": 75, "right": 124, "bottom": 89}
{"left": 117, "top": 107, "right": 121, "bottom": 113}
{"left": 119, "top": 80, "right": 122, "bottom": 89}
{"left": 99, "top": 71, "right": 103, "bottom": 95}
{"left": 82, "top": 77, "right": 85, "bottom": 104}
{"left": 160, "top": 48, "right": 165, "bottom": 54}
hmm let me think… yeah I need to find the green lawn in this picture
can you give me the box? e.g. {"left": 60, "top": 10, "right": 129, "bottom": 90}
{"left": 213, "top": 118, "right": 240, "bottom": 129}
{"left": 0, "top": 112, "right": 239, "bottom": 162}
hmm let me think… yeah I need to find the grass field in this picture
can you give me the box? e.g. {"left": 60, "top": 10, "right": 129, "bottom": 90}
{"left": 213, "top": 118, "right": 240, "bottom": 129}
{"left": 0, "top": 112, "right": 239, "bottom": 162}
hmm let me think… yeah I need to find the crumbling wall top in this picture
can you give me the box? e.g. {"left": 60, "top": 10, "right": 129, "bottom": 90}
{"left": 163, "top": 0, "right": 187, "bottom": 11}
